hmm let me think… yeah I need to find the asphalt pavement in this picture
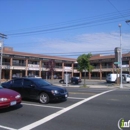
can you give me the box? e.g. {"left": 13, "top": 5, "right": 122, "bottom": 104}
{"left": 1, "top": 88, "right": 130, "bottom": 130}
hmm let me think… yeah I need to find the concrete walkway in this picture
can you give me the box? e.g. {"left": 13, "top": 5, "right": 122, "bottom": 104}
{"left": 54, "top": 83, "right": 130, "bottom": 89}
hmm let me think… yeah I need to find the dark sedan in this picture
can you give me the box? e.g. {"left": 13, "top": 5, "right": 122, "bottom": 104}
{"left": 2, "top": 77, "right": 68, "bottom": 104}
{"left": 59, "top": 77, "right": 82, "bottom": 84}
{"left": 0, "top": 86, "right": 21, "bottom": 109}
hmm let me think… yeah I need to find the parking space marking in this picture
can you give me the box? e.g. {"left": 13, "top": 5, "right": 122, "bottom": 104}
{"left": 68, "top": 97, "right": 86, "bottom": 100}
{"left": 22, "top": 103, "right": 64, "bottom": 109}
{"left": 19, "top": 89, "right": 116, "bottom": 130}
{"left": 69, "top": 92, "right": 95, "bottom": 95}
{"left": 0, "top": 125, "right": 17, "bottom": 130}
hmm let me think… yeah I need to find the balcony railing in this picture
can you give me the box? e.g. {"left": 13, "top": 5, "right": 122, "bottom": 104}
{"left": 55, "top": 66, "right": 62, "bottom": 68}
{"left": 13, "top": 63, "right": 26, "bottom": 66}
{"left": 2, "top": 62, "right": 10, "bottom": 65}
{"left": 102, "top": 65, "right": 112, "bottom": 69}
{"left": 93, "top": 66, "right": 100, "bottom": 69}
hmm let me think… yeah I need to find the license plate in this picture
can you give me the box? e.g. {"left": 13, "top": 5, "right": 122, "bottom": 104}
{"left": 10, "top": 101, "right": 16, "bottom": 106}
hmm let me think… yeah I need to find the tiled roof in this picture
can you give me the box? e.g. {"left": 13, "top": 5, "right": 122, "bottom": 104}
{"left": 3, "top": 47, "right": 130, "bottom": 62}
{"left": 90, "top": 53, "right": 130, "bottom": 60}
{"left": 3, "top": 49, "right": 76, "bottom": 62}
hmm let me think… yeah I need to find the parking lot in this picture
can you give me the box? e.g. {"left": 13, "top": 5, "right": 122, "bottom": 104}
{"left": 0, "top": 87, "right": 130, "bottom": 130}
{"left": 0, "top": 88, "right": 111, "bottom": 130}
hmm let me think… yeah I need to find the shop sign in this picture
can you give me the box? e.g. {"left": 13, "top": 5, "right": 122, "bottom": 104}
{"left": 74, "top": 69, "right": 79, "bottom": 73}
{"left": 13, "top": 55, "right": 26, "bottom": 59}
{"left": 3, "top": 54, "right": 10, "bottom": 57}
{"left": 64, "top": 67, "right": 72, "bottom": 72}
{"left": 13, "top": 66, "right": 25, "bottom": 70}
{"left": 2, "top": 65, "right": 13, "bottom": 69}
{"left": 28, "top": 64, "right": 39, "bottom": 68}
{"left": 55, "top": 68, "right": 62, "bottom": 71}
{"left": 28, "top": 57, "right": 40, "bottom": 60}
{"left": 28, "top": 68, "right": 39, "bottom": 70}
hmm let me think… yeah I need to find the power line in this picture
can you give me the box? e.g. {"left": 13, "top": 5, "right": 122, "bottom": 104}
{"left": 107, "top": 0, "right": 127, "bottom": 20}
{"left": 6, "top": 10, "right": 130, "bottom": 36}
{"left": 5, "top": 9, "right": 130, "bottom": 34}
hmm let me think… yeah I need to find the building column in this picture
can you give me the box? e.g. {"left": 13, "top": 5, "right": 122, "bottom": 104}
{"left": 100, "top": 62, "right": 102, "bottom": 80}
{"left": 71, "top": 63, "right": 74, "bottom": 77}
{"left": 39, "top": 60, "right": 42, "bottom": 77}
{"left": 25, "top": 59, "right": 28, "bottom": 76}
{"left": 62, "top": 62, "right": 64, "bottom": 79}
{"left": 9, "top": 57, "right": 12, "bottom": 80}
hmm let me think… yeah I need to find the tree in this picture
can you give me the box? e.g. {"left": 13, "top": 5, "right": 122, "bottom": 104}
{"left": 45, "top": 59, "right": 55, "bottom": 80}
{"left": 77, "top": 53, "right": 94, "bottom": 87}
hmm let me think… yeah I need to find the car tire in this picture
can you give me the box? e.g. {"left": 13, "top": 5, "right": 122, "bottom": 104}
{"left": 60, "top": 80, "right": 64, "bottom": 84}
{"left": 39, "top": 92, "right": 49, "bottom": 104}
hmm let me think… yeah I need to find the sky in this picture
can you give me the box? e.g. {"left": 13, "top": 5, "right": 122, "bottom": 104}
{"left": 0, "top": 0, "right": 130, "bottom": 58}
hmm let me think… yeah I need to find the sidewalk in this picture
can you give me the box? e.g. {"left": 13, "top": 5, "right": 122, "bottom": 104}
{"left": 54, "top": 83, "right": 130, "bottom": 89}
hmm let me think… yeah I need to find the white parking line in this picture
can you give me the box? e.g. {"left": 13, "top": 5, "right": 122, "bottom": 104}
{"left": 68, "top": 97, "right": 86, "bottom": 100}
{"left": 22, "top": 103, "right": 64, "bottom": 109}
{"left": 19, "top": 89, "right": 116, "bottom": 130}
{"left": 0, "top": 125, "right": 17, "bottom": 130}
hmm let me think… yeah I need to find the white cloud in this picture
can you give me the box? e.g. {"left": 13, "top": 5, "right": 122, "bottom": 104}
{"left": 18, "top": 32, "right": 130, "bottom": 57}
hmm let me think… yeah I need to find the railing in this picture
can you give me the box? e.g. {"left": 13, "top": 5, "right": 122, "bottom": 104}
{"left": 12, "top": 63, "right": 26, "bottom": 66}
{"left": 2, "top": 62, "right": 10, "bottom": 65}
{"left": 102, "top": 65, "right": 112, "bottom": 69}
{"left": 93, "top": 66, "right": 100, "bottom": 69}
{"left": 55, "top": 66, "right": 62, "bottom": 68}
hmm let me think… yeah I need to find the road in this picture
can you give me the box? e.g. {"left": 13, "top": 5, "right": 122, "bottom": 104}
{"left": 0, "top": 87, "right": 130, "bottom": 130}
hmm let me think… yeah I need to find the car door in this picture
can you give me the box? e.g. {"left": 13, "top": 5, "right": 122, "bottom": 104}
{"left": 10, "top": 79, "right": 23, "bottom": 96}
{"left": 22, "top": 79, "right": 39, "bottom": 99}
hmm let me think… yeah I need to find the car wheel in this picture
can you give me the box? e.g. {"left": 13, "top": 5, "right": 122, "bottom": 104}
{"left": 39, "top": 92, "right": 49, "bottom": 104}
{"left": 60, "top": 80, "right": 64, "bottom": 84}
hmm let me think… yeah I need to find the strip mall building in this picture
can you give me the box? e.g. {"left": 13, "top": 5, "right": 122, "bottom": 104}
{"left": 1, "top": 47, "right": 130, "bottom": 81}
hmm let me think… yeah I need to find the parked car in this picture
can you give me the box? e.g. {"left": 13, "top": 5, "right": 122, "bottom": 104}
{"left": 2, "top": 77, "right": 68, "bottom": 104}
{"left": 106, "top": 73, "right": 130, "bottom": 83}
{"left": 0, "top": 85, "right": 21, "bottom": 109}
{"left": 59, "top": 77, "right": 82, "bottom": 84}
{"left": 122, "top": 74, "right": 130, "bottom": 83}
{"left": 106, "top": 74, "right": 119, "bottom": 83}
{"left": 71, "top": 77, "right": 82, "bottom": 84}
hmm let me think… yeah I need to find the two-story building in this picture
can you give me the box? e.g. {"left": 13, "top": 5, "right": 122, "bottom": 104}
{"left": 1, "top": 47, "right": 130, "bottom": 81}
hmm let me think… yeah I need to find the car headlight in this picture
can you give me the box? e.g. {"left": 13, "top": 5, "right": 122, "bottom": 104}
{"left": 51, "top": 90, "right": 59, "bottom": 95}
{"left": 0, "top": 98, "right": 8, "bottom": 102}
{"left": 15, "top": 94, "right": 21, "bottom": 99}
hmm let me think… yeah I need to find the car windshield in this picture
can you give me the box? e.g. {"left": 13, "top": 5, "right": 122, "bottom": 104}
{"left": 32, "top": 78, "right": 51, "bottom": 86}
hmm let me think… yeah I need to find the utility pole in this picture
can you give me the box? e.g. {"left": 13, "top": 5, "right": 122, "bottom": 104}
{"left": 0, "top": 33, "right": 7, "bottom": 85}
{"left": 118, "top": 24, "right": 123, "bottom": 88}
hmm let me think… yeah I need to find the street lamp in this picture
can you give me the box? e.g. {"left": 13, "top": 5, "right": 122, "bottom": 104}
{"left": 118, "top": 24, "right": 123, "bottom": 88}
